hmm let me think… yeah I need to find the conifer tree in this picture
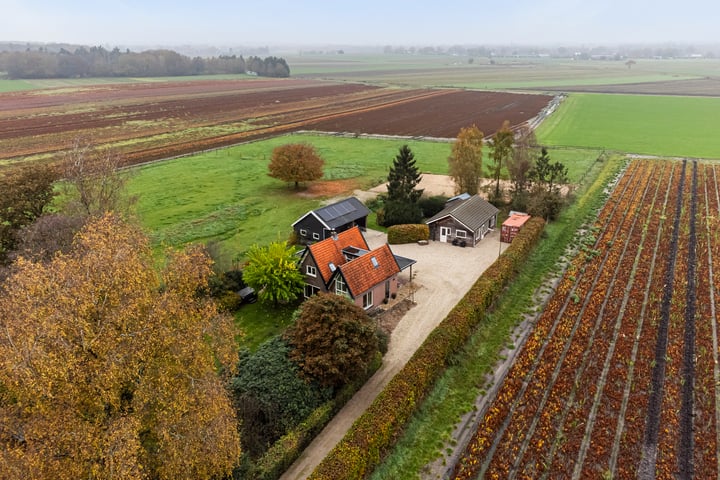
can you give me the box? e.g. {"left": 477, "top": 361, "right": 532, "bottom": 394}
{"left": 381, "top": 145, "right": 423, "bottom": 226}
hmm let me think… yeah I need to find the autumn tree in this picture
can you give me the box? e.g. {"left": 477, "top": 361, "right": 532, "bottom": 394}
{"left": 486, "top": 120, "right": 514, "bottom": 203}
{"left": 448, "top": 125, "right": 484, "bottom": 195}
{"left": 243, "top": 240, "right": 304, "bottom": 305}
{"left": 0, "top": 162, "right": 59, "bottom": 262}
{"left": 267, "top": 143, "right": 324, "bottom": 189}
{"left": 380, "top": 144, "right": 424, "bottom": 226}
{"left": 285, "top": 293, "right": 378, "bottom": 388}
{"left": 60, "top": 137, "right": 134, "bottom": 217}
{"left": 506, "top": 126, "right": 538, "bottom": 211}
{"left": 0, "top": 214, "right": 241, "bottom": 480}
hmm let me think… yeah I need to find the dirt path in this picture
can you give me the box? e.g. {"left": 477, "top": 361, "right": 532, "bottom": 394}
{"left": 281, "top": 228, "right": 508, "bottom": 480}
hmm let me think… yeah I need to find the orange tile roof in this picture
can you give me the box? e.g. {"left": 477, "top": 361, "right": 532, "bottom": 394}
{"left": 338, "top": 244, "right": 400, "bottom": 297}
{"left": 307, "top": 227, "right": 369, "bottom": 283}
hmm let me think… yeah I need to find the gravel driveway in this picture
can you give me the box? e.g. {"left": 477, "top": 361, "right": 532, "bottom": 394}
{"left": 281, "top": 228, "right": 508, "bottom": 480}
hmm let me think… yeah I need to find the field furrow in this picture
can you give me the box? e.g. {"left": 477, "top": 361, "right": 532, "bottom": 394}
{"left": 451, "top": 158, "right": 720, "bottom": 478}
{"left": 565, "top": 161, "right": 667, "bottom": 479}
{"left": 513, "top": 161, "right": 659, "bottom": 478}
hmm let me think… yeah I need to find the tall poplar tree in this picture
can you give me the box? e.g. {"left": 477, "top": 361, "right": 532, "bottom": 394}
{"left": 448, "top": 125, "right": 484, "bottom": 195}
{"left": 487, "top": 120, "right": 514, "bottom": 201}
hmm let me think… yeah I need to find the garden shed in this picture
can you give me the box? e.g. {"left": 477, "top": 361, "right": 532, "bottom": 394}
{"left": 501, "top": 213, "right": 531, "bottom": 243}
{"left": 425, "top": 194, "right": 499, "bottom": 247}
{"left": 292, "top": 197, "right": 370, "bottom": 245}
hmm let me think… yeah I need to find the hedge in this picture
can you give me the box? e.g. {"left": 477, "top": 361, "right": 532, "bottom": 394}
{"left": 386, "top": 224, "right": 430, "bottom": 244}
{"left": 308, "top": 217, "right": 546, "bottom": 480}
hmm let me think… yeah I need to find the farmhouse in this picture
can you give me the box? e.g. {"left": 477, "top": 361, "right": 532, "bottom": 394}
{"left": 292, "top": 197, "right": 370, "bottom": 245}
{"left": 425, "top": 194, "right": 499, "bottom": 247}
{"left": 298, "top": 226, "right": 415, "bottom": 310}
{"left": 501, "top": 212, "right": 531, "bottom": 243}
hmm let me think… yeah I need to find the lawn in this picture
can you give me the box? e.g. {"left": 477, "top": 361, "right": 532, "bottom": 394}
{"left": 127, "top": 133, "right": 453, "bottom": 266}
{"left": 537, "top": 93, "right": 720, "bottom": 158}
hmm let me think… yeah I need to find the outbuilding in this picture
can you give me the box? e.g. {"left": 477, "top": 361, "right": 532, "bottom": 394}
{"left": 425, "top": 194, "right": 499, "bottom": 247}
{"left": 292, "top": 197, "right": 370, "bottom": 245}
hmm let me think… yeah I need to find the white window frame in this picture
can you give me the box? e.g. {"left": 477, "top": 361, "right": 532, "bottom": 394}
{"left": 362, "top": 291, "right": 373, "bottom": 310}
{"left": 306, "top": 265, "right": 317, "bottom": 277}
{"left": 299, "top": 228, "right": 308, "bottom": 236}
{"left": 312, "top": 232, "right": 320, "bottom": 240}
{"left": 304, "top": 284, "right": 319, "bottom": 299}
{"left": 335, "top": 276, "right": 348, "bottom": 296}
{"left": 455, "top": 229, "right": 467, "bottom": 238}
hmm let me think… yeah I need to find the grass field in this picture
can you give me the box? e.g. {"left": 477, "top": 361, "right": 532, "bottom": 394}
{"left": 537, "top": 93, "right": 720, "bottom": 158}
{"left": 127, "top": 133, "right": 453, "bottom": 263}
{"left": 289, "top": 55, "right": 719, "bottom": 90}
{"left": 0, "top": 73, "right": 258, "bottom": 93}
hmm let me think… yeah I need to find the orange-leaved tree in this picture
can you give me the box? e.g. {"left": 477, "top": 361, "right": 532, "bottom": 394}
{"left": 0, "top": 213, "right": 240, "bottom": 480}
{"left": 285, "top": 293, "right": 378, "bottom": 388}
{"left": 267, "top": 143, "right": 324, "bottom": 189}
{"left": 448, "top": 125, "right": 484, "bottom": 195}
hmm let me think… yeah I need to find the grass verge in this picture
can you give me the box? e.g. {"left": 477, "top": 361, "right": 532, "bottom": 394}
{"left": 368, "top": 152, "right": 625, "bottom": 479}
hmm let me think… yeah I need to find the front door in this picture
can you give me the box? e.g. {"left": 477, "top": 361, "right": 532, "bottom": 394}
{"left": 440, "top": 226, "right": 451, "bottom": 242}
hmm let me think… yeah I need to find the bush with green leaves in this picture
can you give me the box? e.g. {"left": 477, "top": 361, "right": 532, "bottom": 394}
{"left": 232, "top": 336, "right": 332, "bottom": 458}
{"left": 418, "top": 195, "right": 448, "bottom": 218}
{"left": 243, "top": 240, "right": 304, "bottom": 305}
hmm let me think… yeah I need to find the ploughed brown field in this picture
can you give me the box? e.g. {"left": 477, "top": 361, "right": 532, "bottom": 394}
{"left": 0, "top": 77, "right": 552, "bottom": 167}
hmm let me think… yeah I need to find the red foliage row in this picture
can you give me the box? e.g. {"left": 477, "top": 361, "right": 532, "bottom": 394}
{"left": 452, "top": 159, "right": 720, "bottom": 479}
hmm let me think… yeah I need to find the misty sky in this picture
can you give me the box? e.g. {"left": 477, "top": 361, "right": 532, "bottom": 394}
{"left": 2, "top": 0, "right": 718, "bottom": 47}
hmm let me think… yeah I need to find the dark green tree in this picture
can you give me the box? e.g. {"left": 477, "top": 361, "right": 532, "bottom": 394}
{"left": 285, "top": 293, "right": 378, "bottom": 388}
{"left": 530, "top": 147, "right": 568, "bottom": 193}
{"left": 381, "top": 145, "right": 424, "bottom": 226}
{"left": 528, "top": 147, "right": 569, "bottom": 221}
{"left": 0, "top": 162, "right": 59, "bottom": 263}
{"left": 487, "top": 120, "right": 514, "bottom": 202}
{"left": 232, "top": 336, "right": 331, "bottom": 457}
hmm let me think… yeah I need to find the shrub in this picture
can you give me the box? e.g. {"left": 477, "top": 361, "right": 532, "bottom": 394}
{"left": 418, "top": 195, "right": 448, "bottom": 218}
{"left": 387, "top": 224, "right": 430, "bottom": 244}
{"left": 232, "top": 337, "right": 332, "bottom": 458}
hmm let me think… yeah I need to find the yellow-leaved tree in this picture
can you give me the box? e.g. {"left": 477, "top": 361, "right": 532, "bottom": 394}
{"left": 0, "top": 214, "right": 240, "bottom": 479}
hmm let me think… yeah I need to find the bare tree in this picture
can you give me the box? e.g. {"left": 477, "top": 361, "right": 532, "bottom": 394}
{"left": 61, "top": 137, "right": 135, "bottom": 217}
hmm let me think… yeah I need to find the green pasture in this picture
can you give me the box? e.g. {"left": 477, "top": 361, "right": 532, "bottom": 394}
{"left": 0, "top": 73, "right": 258, "bottom": 93}
{"left": 127, "top": 133, "right": 453, "bottom": 262}
{"left": 537, "top": 93, "right": 720, "bottom": 158}
{"left": 289, "top": 55, "right": 719, "bottom": 90}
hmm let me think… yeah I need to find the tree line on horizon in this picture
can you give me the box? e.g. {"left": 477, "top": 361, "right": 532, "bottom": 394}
{"left": 0, "top": 46, "right": 290, "bottom": 79}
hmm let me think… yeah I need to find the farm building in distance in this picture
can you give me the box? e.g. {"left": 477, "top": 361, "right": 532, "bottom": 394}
{"left": 425, "top": 194, "right": 499, "bottom": 247}
{"left": 292, "top": 197, "right": 370, "bottom": 245}
{"left": 501, "top": 212, "right": 531, "bottom": 243}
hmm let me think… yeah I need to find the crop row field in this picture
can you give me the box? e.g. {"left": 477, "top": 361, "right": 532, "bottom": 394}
{"left": 0, "top": 77, "right": 550, "bottom": 167}
{"left": 537, "top": 93, "right": 720, "bottom": 159}
{"left": 451, "top": 158, "right": 720, "bottom": 479}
